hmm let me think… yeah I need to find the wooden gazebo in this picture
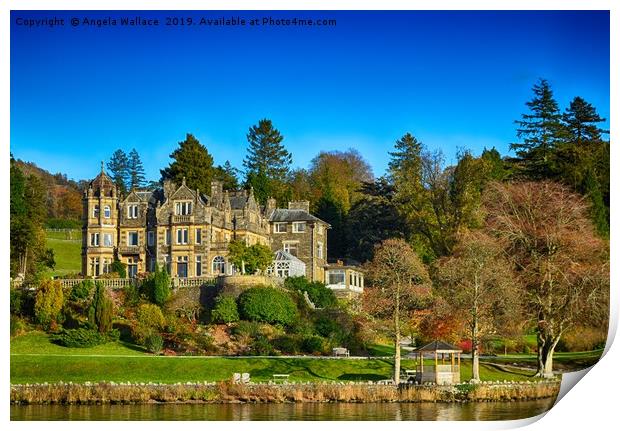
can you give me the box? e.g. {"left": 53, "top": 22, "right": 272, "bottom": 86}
{"left": 413, "top": 341, "right": 462, "bottom": 385}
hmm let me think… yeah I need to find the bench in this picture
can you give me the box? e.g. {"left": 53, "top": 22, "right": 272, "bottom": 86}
{"left": 232, "top": 372, "right": 250, "bottom": 384}
{"left": 332, "top": 347, "right": 350, "bottom": 357}
{"left": 272, "top": 374, "right": 290, "bottom": 382}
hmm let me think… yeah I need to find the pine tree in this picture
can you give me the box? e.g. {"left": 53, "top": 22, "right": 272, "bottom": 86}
{"left": 511, "top": 79, "right": 563, "bottom": 179}
{"left": 214, "top": 160, "right": 239, "bottom": 190}
{"left": 160, "top": 133, "right": 215, "bottom": 193}
{"left": 127, "top": 148, "right": 146, "bottom": 190}
{"left": 89, "top": 282, "right": 113, "bottom": 334}
{"left": 243, "top": 119, "right": 292, "bottom": 204}
{"left": 107, "top": 149, "right": 129, "bottom": 193}
{"left": 557, "top": 96, "right": 609, "bottom": 236}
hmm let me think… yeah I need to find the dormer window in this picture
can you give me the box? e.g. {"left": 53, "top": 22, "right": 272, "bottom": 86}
{"left": 127, "top": 205, "right": 138, "bottom": 219}
{"left": 175, "top": 201, "right": 192, "bottom": 215}
{"left": 292, "top": 222, "right": 306, "bottom": 233}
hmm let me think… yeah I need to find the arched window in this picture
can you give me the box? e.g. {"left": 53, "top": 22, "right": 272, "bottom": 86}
{"left": 212, "top": 256, "right": 226, "bottom": 275}
{"left": 104, "top": 205, "right": 111, "bottom": 218}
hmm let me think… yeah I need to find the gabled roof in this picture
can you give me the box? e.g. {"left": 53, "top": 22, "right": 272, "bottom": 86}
{"left": 229, "top": 195, "right": 247, "bottom": 210}
{"left": 415, "top": 341, "right": 462, "bottom": 353}
{"left": 269, "top": 208, "right": 328, "bottom": 225}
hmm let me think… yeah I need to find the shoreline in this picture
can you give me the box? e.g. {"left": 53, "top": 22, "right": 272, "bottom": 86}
{"left": 11, "top": 380, "right": 560, "bottom": 405}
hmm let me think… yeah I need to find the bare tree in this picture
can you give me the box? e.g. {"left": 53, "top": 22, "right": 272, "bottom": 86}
{"left": 485, "top": 181, "right": 609, "bottom": 377}
{"left": 434, "top": 231, "right": 522, "bottom": 381}
{"left": 364, "top": 238, "right": 432, "bottom": 384}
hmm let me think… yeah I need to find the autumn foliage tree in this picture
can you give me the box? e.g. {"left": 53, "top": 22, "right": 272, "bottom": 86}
{"left": 364, "top": 239, "right": 432, "bottom": 384}
{"left": 434, "top": 231, "right": 522, "bottom": 381}
{"left": 484, "top": 181, "right": 609, "bottom": 377}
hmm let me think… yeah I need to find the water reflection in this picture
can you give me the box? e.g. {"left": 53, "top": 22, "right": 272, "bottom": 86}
{"left": 11, "top": 399, "right": 556, "bottom": 421}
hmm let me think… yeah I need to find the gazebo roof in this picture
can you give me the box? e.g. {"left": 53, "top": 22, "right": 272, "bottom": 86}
{"left": 415, "top": 340, "right": 462, "bottom": 353}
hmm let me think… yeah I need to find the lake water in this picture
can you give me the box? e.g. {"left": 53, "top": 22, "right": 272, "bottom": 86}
{"left": 11, "top": 399, "right": 556, "bottom": 421}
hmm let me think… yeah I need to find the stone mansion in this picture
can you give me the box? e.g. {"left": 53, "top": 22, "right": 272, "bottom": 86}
{"left": 81, "top": 166, "right": 337, "bottom": 283}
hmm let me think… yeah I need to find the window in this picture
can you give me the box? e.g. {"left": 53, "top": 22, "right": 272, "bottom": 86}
{"left": 147, "top": 231, "right": 154, "bottom": 246}
{"left": 128, "top": 231, "right": 139, "bottom": 246}
{"left": 177, "top": 256, "right": 188, "bottom": 278}
{"left": 212, "top": 256, "right": 226, "bottom": 275}
{"left": 292, "top": 222, "right": 306, "bottom": 233}
{"left": 93, "top": 205, "right": 99, "bottom": 218}
{"left": 90, "top": 257, "right": 100, "bottom": 276}
{"left": 165, "top": 229, "right": 171, "bottom": 245}
{"left": 127, "top": 257, "right": 138, "bottom": 278}
{"left": 196, "top": 255, "right": 203, "bottom": 277}
{"left": 328, "top": 270, "right": 345, "bottom": 286}
{"left": 195, "top": 228, "right": 202, "bottom": 244}
{"left": 317, "top": 242, "right": 323, "bottom": 259}
{"left": 103, "top": 233, "right": 113, "bottom": 247}
{"left": 149, "top": 258, "right": 155, "bottom": 272}
{"left": 127, "top": 205, "right": 138, "bottom": 219}
{"left": 90, "top": 233, "right": 99, "bottom": 246}
{"left": 176, "top": 228, "right": 189, "bottom": 244}
{"left": 274, "top": 223, "right": 287, "bottom": 233}
{"left": 104, "top": 205, "right": 111, "bottom": 218}
{"left": 102, "top": 258, "right": 111, "bottom": 274}
{"left": 175, "top": 201, "right": 192, "bottom": 215}
{"left": 283, "top": 242, "right": 298, "bottom": 257}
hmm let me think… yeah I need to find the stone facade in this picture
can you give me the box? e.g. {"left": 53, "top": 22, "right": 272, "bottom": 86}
{"left": 81, "top": 167, "right": 328, "bottom": 282}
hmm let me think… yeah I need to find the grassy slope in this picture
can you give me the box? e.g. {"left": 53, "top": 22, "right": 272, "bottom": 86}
{"left": 11, "top": 332, "right": 536, "bottom": 384}
{"left": 45, "top": 229, "right": 82, "bottom": 277}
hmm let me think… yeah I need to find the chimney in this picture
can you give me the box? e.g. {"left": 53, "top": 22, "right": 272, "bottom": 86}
{"left": 211, "top": 180, "right": 223, "bottom": 202}
{"left": 288, "top": 200, "right": 310, "bottom": 213}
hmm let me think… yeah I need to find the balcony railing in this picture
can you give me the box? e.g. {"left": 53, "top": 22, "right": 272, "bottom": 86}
{"left": 171, "top": 215, "right": 194, "bottom": 224}
{"left": 118, "top": 245, "right": 144, "bottom": 255}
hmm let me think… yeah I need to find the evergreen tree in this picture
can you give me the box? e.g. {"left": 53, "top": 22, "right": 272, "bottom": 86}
{"left": 160, "top": 133, "right": 215, "bottom": 193}
{"left": 10, "top": 157, "right": 55, "bottom": 279}
{"left": 243, "top": 119, "right": 292, "bottom": 204}
{"left": 214, "top": 160, "right": 239, "bottom": 190}
{"left": 107, "top": 149, "right": 129, "bottom": 194}
{"left": 89, "top": 282, "right": 113, "bottom": 334}
{"left": 480, "top": 147, "right": 510, "bottom": 181}
{"left": 127, "top": 148, "right": 146, "bottom": 190}
{"left": 556, "top": 96, "right": 609, "bottom": 236}
{"left": 510, "top": 79, "right": 563, "bottom": 179}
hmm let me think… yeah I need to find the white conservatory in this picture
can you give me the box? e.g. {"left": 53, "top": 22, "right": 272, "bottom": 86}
{"left": 267, "top": 250, "right": 306, "bottom": 278}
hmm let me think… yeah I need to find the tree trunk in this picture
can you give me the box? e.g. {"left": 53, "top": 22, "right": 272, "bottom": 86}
{"left": 534, "top": 320, "right": 546, "bottom": 377}
{"left": 394, "top": 292, "right": 401, "bottom": 385}
{"left": 542, "top": 336, "right": 561, "bottom": 378}
{"left": 471, "top": 319, "right": 480, "bottom": 382}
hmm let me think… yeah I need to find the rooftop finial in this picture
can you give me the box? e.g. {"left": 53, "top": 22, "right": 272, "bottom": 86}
{"left": 101, "top": 160, "right": 104, "bottom": 173}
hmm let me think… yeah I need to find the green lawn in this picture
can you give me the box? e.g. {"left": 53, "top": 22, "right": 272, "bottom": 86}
{"left": 11, "top": 332, "right": 538, "bottom": 384}
{"left": 45, "top": 229, "right": 81, "bottom": 276}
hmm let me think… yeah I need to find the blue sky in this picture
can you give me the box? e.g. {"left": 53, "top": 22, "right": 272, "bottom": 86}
{"left": 11, "top": 10, "right": 610, "bottom": 182}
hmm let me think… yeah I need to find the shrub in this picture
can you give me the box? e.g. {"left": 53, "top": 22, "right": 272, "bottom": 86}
{"left": 231, "top": 320, "right": 262, "bottom": 338}
{"left": 301, "top": 335, "right": 326, "bottom": 354}
{"left": 314, "top": 315, "right": 341, "bottom": 338}
{"left": 123, "top": 282, "right": 140, "bottom": 307}
{"left": 34, "top": 279, "right": 65, "bottom": 328}
{"left": 141, "top": 265, "right": 171, "bottom": 306}
{"left": 284, "top": 276, "right": 336, "bottom": 308}
{"left": 211, "top": 296, "right": 239, "bottom": 324}
{"left": 110, "top": 260, "right": 127, "bottom": 278}
{"left": 137, "top": 303, "right": 166, "bottom": 330}
{"left": 274, "top": 335, "right": 301, "bottom": 354}
{"left": 88, "top": 283, "right": 114, "bottom": 333}
{"left": 10, "top": 289, "right": 22, "bottom": 315}
{"left": 10, "top": 316, "right": 27, "bottom": 337}
{"left": 237, "top": 286, "right": 298, "bottom": 326}
{"left": 250, "top": 335, "right": 274, "bottom": 356}
{"left": 144, "top": 334, "right": 163, "bottom": 354}
{"left": 69, "top": 279, "right": 94, "bottom": 301}
{"left": 53, "top": 328, "right": 108, "bottom": 348}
